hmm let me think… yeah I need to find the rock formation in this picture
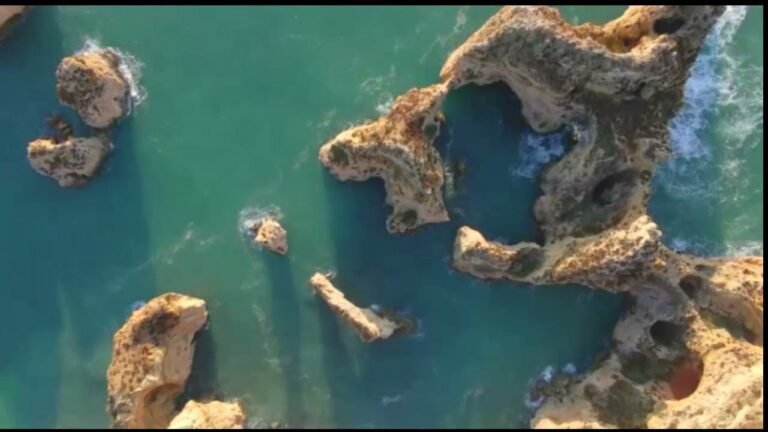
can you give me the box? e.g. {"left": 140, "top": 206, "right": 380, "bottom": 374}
{"left": 440, "top": 5, "right": 763, "bottom": 428}
{"left": 56, "top": 48, "right": 130, "bottom": 129}
{"left": 320, "top": 4, "right": 762, "bottom": 428}
{"left": 168, "top": 400, "right": 246, "bottom": 429}
{"left": 106, "top": 293, "right": 208, "bottom": 429}
{"left": 309, "top": 273, "right": 409, "bottom": 342}
{"left": 318, "top": 84, "right": 450, "bottom": 233}
{"left": 27, "top": 125, "right": 112, "bottom": 187}
{"left": 0, "top": 5, "right": 26, "bottom": 41}
{"left": 249, "top": 217, "right": 288, "bottom": 255}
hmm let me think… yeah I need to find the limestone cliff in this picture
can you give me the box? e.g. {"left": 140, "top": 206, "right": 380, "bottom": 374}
{"left": 106, "top": 293, "right": 207, "bottom": 429}
{"left": 249, "top": 217, "right": 288, "bottom": 255}
{"left": 27, "top": 131, "right": 112, "bottom": 187}
{"left": 439, "top": 5, "right": 762, "bottom": 428}
{"left": 319, "top": 84, "right": 450, "bottom": 233}
{"left": 0, "top": 6, "right": 26, "bottom": 41}
{"left": 319, "top": 4, "right": 761, "bottom": 428}
{"left": 56, "top": 49, "right": 130, "bottom": 129}
{"left": 309, "top": 273, "right": 406, "bottom": 342}
{"left": 168, "top": 400, "right": 246, "bottom": 429}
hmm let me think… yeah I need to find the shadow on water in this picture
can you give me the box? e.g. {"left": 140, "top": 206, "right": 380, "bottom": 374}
{"left": 178, "top": 324, "right": 220, "bottom": 408}
{"left": 0, "top": 6, "right": 155, "bottom": 428}
{"left": 261, "top": 252, "right": 306, "bottom": 427}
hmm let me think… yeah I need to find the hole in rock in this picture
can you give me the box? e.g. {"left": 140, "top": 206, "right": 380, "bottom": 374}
{"left": 649, "top": 320, "right": 686, "bottom": 347}
{"left": 678, "top": 274, "right": 704, "bottom": 299}
{"left": 653, "top": 16, "right": 685, "bottom": 35}
{"left": 666, "top": 355, "right": 703, "bottom": 400}
{"left": 592, "top": 169, "right": 637, "bottom": 207}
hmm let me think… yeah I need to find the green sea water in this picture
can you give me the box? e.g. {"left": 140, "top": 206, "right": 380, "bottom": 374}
{"left": 0, "top": 6, "right": 762, "bottom": 428}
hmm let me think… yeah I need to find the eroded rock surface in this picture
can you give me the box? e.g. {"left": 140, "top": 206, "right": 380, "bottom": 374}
{"left": 326, "top": 4, "right": 761, "bottom": 428}
{"left": 249, "top": 217, "right": 288, "bottom": 255}
{"left": 106, "top": 293, "right": 207, "bottom": 429}
{"left": 309, "top": 273, "right": 407, "bottom": 342}
{"left": 0, "top": 5, "right": 26, "bottom": 41}
{"left": 27, "top": 131, "right": 112, "bottom": 187}
{"left": 318, "top": 84, "right": 450, "bottom": 233}
{"left": 439, "top": 5, "right": 762, "bottom": 429}
{"left": 56, "top": 49, "right": 130, "bottom": 129}
{"left": 168, "top": 400, "right": 246, "bottom": 429}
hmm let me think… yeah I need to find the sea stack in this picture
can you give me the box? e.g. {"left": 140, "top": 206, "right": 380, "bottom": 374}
{"left": 106, "top": 293, "right": 208, "bottom": 429}
{"left": 56, "top": 48, "right": 131, "bottom": 129}
{"left": 249, "top": 217, "right": 288, "bottom": 255}
{"left": 309, "top": 273, "right": 406, "bottom": 342}
{"left": 27, "top": 130, "right": 112, "bottom": 187}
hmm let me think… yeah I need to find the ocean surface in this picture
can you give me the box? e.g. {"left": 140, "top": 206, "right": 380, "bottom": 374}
{"left": 0, "top": 6, "right": 762, "bottom": 428}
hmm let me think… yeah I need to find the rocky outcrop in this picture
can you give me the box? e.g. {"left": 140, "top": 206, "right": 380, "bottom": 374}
{"left": 106, "top": 293, "right": 207, "bottom": 429}
{"left": 249, "top": 217, "right": 288, "bottom": 255}
{"left": 27, "top": 131, "right": 112, "bottom": 187}
{"left": 0, "top": 6, "right": 26, "bottom": 41}
{"left": 319, "top": 84, "right": 450, "bottom": 233}
{"left": 168, "top": 400, "right": 246, "bottom": 429}
{"left": 56, "top": 49, "right": 130, "bottom": 129}
{"left": 438, "top": 5, "right": 762, "bottom": 429}
{"left": 309, "top": 273, "right": 409, "bottom": 342}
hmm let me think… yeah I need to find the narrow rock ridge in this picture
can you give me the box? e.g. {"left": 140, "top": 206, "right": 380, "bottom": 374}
{"left": 318, "top": 84, "right": 450, "bottom": 233}
{"left": 106, "top": 293, "right": 208, "bottom": 429}
{"left": 168, "top": 400, "right": 246, "bottom": 429}
{"left": 319, "top": 4, "right": 761, "bottom": 428}
{"left": 309, "top": 273, "right": 404, "bottom": 342}
{"left": 0, "top": 5, "right": 26, "bottom": 41}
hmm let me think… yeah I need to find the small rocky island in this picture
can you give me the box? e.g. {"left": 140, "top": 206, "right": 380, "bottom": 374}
{"left": 320, "top": 5, "right": 763, "bottom": 429}
{"left": 248, "top": 216, "right": 289, "bottom": 255}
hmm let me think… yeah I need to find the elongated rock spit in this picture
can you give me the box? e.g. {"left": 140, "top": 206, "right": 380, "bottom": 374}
{"left": 309, "top": 273, "right": 401, "bottom": 342}
{"left": 106, "top": 293, "right": 208, "bottom": 429}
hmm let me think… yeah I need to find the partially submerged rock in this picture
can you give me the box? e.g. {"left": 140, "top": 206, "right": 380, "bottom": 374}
{"left": 0, "top": 5, "right": 26, "bottom": 41}
{"left": 27, "top": 131, "right": 112, "bottom": 187}
{"left": 168, "top": 400, "right": 246, "bottom": 429}
{"left": 249, "top": 217, "right": 288, "bottom": 255}
{"left": 318, "top": 84, "right": 450, "bottom": 233}
{"left": 106, "top": 293, "right": 208, "bottom": 429}
{"left": 56, "top": 49, "right": 130, "bottom": 129}
{"left": 309, "top": 273, "right": 407, "bottom": 342}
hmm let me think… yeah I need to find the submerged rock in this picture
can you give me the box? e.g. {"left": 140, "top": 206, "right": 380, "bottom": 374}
{"left": 249, "top": 217, "right": 288, "bottom": 255}
{"left": 168, "top": 400, "right": 246, "bottom": 429}
{"left": 0, "top": 6, "right": 26, "bottom": 41}
{"left": 106, "top": 293, "right": 207, "bottom": 429}
{"left": 308, "top": 273, "right": 407, "bottom": 342}
{"left": 56, "top": 49, "right": 130, "bottom": 129}
{"left": 27, "top": 131, "right": 112, "bottom": 187}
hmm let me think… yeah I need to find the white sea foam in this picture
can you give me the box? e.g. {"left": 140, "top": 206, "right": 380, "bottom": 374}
{"left": 77, "top": 37, "right": 148, "bottom": 112}
{"left": 375, "top": 94, "right": 394, "bottom": 115}
{"left": 510, "top": 131, "right": 566, "bottom": 179}
{"left": 238, "top": 205, "right": 284, "bottom": 243}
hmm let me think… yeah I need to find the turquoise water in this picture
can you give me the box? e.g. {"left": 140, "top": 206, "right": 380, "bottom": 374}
{"left": 0, "top": 6, "right": 761, "bottom": 428}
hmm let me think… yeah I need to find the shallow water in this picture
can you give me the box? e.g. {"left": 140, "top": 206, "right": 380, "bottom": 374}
{"left": 0, "top": 6, "right": 761, "bottom": 428}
